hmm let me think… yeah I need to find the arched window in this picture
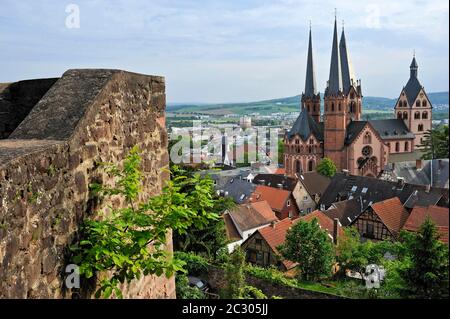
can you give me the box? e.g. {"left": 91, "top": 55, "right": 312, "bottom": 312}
{"left": 308, "top": 146, "right": 312, "bottom": 154}
{"left": 414, "top": 112, "right": 420, "bottom": 119}
{"left": 416, "top": 100, "right": 420, "bottom": 107}
{"left": 331, "top": 103, "right": 335, "bottom": 112}
{"left": 308, "top": 160, "right": 314, "bottom": 172}
{"left": 338, "top": 103, "right": 342, "bottom": 111}
{"left": 350, "top": 92, "right": 355, "bottom": 99}
{"left": 397, "top": 112, "right": 402, "bottom": 119}
{"left": 307, "top": 105, "right": 310, "bottom": 112}
{"left": 422, "top": 100, "right": 427, "bottom": 107}
{"left": 395, "top": 142, "right": 400, "bottom": 152}
{"left": 404, "top": 142, "right": 409, "bottom": 152}
{"left": 386, "top": 142, "right": 391, "bottom": 150}
{"left": 418, "top": 124, "right": 424, "bottom": 132}
{"left": 403, "top": 101, "right": 408, "bottom": 107}
{"left": 363, "top": 132, "right": 372, "bottom": 144}
{"left": 295, "top": 160, "right": 302, "bottom": 173}
{"left": 313, "top": 105, "right": 316, "bottom": 112}
{"left": 403, "top": 111, "right": 408, "bottom": 119}
{"left": 309, "top": 139, "right": 314, "bottom": 145}
{"left": 422, "top": 112, "right": 428, "bottom": 119}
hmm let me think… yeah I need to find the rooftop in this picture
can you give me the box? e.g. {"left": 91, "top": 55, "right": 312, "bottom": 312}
{"left": 228, "top": 201, "right": 278, "bottom": 232}
{"left": 369, "top": 197, "right": 410, "bottom": 237}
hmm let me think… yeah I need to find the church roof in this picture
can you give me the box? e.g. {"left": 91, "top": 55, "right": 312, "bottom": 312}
{"left": 369, "top": 119, "right": 415, "bottom": 140}
{"left": 325, "top": 18, "right": 343, "bottom": 97}
{"left": 304, "top": 28, "right": 317, "bottom": 98}
{"left": 339, "top": 28, "right": 356, "bottom": 95}
{"left": 403, "top": 56, "right": 424, "bottom": 106}
{"left": 287, "top": 108, "right": 323, "bottom": 141}
{"left": 345, "top": 121, "right": 368, "bottom": 145}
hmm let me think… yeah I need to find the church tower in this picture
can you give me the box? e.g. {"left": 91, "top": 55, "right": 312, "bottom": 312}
{"left": 339, "top": 25, "right": 362, "bottom": 124}
{"left": 323, "top": 18, "right": 346, "bottom": 169}
{"left": 394, "top": 56, "right": 432, "bottom": 148}
{"left": 301, "top": 27, "right": 321, "bottom": 123}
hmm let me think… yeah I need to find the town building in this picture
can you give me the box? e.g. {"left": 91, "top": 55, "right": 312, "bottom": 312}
{"left": 284, "top": 19, "right": 432, "bottom": 177}
{"left": 248, "top": 185, "right": 300, "bottom": 220}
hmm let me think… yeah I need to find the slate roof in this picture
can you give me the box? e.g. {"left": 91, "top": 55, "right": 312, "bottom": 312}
{"left": 339, "top": 28, "right": 356, "bottom": 95}
{"left": 319, "top": 172, "right": 448, "bottom": 209}
{"left": 215, "top": 176, "right": 256, "bottom": 204}
{"left": 228, "top": 201, "right": 278, "bottom": 232}
{"left": 324, "top": 197, "right": 365, "bottom": 226}
{"left": 403, "top": 190, "right": 443, "bottom": 209}
{"left": 369, "top": 119, "right": 415, "bottom": 140}
{"left": 403, "top": 56, "right": 424, "bottom": 107}
{"left": 253, "top": 174, "right": 298, "bottom": 192}
{"left": 370, "top": 197, "right": 410, "bottom": 237}
{"left": 345, "top": 120, "right": 368, "bottom": 145}
{"left": 287, "top": 107, "right": 323, "bottom": 141}
{"left": 325, "top": 18, "right": 343, "bottom": 97}
{"left": 298, "top": 171, "right": 331, "bottom": 196}
{"left": 304, "top": 28, "right": 317, "bottom": 98}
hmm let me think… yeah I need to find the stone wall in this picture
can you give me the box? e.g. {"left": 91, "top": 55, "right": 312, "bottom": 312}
{"left": 0, "top": 69, "right": 175, "bottom": 298}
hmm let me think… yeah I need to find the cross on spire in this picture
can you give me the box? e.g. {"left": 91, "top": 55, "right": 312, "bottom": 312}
{"left": 334, "top": 8, "right": 337, "bottom": 19}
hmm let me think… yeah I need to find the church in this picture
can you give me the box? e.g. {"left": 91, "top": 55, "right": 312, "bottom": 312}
{"left": 284, "top": 18, "right": 432, "bottom": 178}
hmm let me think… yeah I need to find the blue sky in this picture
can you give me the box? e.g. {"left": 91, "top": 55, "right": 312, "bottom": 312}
{"left": 0, "top": 0, "right": 448, "bottom": 103}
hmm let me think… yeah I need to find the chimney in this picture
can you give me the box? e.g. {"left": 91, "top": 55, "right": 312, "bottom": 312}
{"left": 271, "top": 220, "right": 276, "bottom": 228}
{"left": 277, "top": 183, "right": 283, "bottom": 189}
{"left": 333, "top": 218, "right": 339, "bottom": 245}
{"left": 425, "top": 184, "right": 431, "bottom": 193}
{"left": 397, "top": 177, "right": 405, "bottom": 188}
{"left": 342, "top": 169, "right": 349, "bottom": 176}
{"left": 416, "top": 159, "right": 423, "bottom": 170}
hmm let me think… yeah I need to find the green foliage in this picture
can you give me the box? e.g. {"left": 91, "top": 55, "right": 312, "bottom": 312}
{"left": 316, "top": 157, "right": 337, "bottom": 177}
{"left": 396, "top": 217, "right": 449, "bottom": 298}
{"left": 174, "top": 252, "right": 209, "bottom": 276}
{"left": 70, "top": 147, "right": 219, "bottom": 298}
{"left": 241, "top": 286, "right": 268, "bottom": 299}
{"left": 418, "top": 125, "right": 449, "bottom": 159}
{"left": 172, "top": 168, "right": 234, "bottom": 260}
{"left": 336, "top": 227, "right": 388, "bottom": 277}
{"left": 223, "top": 247, "right": 246, "bottom": 299}
{"left": 175, "top": 274, "right": 205, "bottom": 299}
{"left": 278, "top": 219, "right": 334, "bottom": 281}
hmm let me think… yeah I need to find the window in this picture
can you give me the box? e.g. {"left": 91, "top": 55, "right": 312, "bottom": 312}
{"left": 395, "top": 142, "right": 400, "bottom": 152}
{"left": 422, "top": 100, "right": 427, "bottom": 107}
{"left": 307, "top": 208, "right": 312, "bottom": 214}
{"left": 363, "top": 132, "right": 372, "bottom": 144}
{"left": 416, "top": 100, "right": 420, "bottom": 107}
{"left": 287, "top": 200, "right": 291, "bottom": 207}
{"left": 414, "top": 112, "right": 420, "bottom": 119}
{"left": 296, "top": 160, "right": 302, "bottom": 173}
{"left": 331, "top": 103, "right": 335, "bottom": 112}
{"left": 397, "top": 112, "right": 402, "bottom": 119}
{"left": 338, "top": 103, "right": 341, "bottom": 111}
{"left": 422, "top": 112, "right": 428, "bottom": 119}
{"left": 403, "top": 112, "right": 408, "bottom": 119}
{"left": 303, "top": 196, "right": 308, "bottom": 201}
{"left": 255, "top": 239, "right": 262, "bottom": 246}
{"left": 308, "top": 160, "right": 314, "bottom": 172}
{"left": 418, "top": 124, "right": 424, "bottom": 132}
{"left": 362, "top": 187, "right": 368, "bottom": 194}
{"left": 404, "top": 142, "right": 409, "bottom": 152}
{"left": 351, "top": 186, "right": 358, "bottom": 192}
{"left": 366, "top": 223, "right": 374, "bottom": 237}
{"left": 386, "top": 142, "right": 391, "bottom": 150}
{"left": 362, "top": 146, "right": 373, "bottom": 157}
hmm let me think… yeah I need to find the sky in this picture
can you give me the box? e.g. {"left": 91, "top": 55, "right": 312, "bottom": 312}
{"left": 0, "top": 0, "right": 448, "bottom": 103}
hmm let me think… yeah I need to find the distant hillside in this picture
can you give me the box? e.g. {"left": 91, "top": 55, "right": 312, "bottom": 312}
{"left": 167, "top": 91, "right": 449, "bottom": 116}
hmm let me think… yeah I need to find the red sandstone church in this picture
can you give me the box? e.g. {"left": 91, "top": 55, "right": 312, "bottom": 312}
{"left": 284, "top": 18, "right": 432, "bottom": 178}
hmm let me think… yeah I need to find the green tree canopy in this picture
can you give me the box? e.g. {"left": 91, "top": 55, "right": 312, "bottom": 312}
{"left": 223, "top": 247, "right": 246, "bottom": 299}
{"left": 278, "top": 219, "right": 335, "bottom": 281}
{"left": 316, "top": 157, "right": 337, "bottom": 177}
{"left": 418, "top": 125, "right": 449, "bottom": 160}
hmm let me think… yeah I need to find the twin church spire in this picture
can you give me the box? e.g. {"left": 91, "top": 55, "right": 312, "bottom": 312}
{"left": 303, "top": 17, "right": 359, "bottom": 100}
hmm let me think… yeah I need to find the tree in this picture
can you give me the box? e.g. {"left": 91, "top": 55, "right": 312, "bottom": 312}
{"left": 418, "top": 125, "right": 449, "bottom": 160}
{"left": 336, "top": 227, "right": 388, "bottom": 278}
{"left": 398, "top": 217, "right": 449, "bottom": 298}
{"left": 316, "top": 157, "right": 337, "bottom": 177}
{"left": 223, "top": 247, "right": 246, "bottom": 299}
{"left": 175, "top": 274, "right": 205, "bottom": 299}
{"left": 278, "top": 219, "right": 334, "bottom": 281}
{"left": 71, "top": 147, "right": 220, "bottom": 298}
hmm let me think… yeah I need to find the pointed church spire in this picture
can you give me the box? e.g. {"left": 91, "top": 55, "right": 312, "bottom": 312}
{"left": 326, "top": 17, "right": 343, "bottom": 96}
{"left": 304, "top": 25, "right": 317, "bottom": 98}
{"left": 339, "top": 23, "right": 356, "bottom": 94}
{"left": 410, "top": 55, "right": 418, "bottom": 78}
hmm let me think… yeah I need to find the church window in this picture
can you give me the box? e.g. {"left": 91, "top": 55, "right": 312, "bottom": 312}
{"left": 404, "top": 142, "right": 409, "bottom": 152}
{"left": 338, "top": 103, "right": 342, "bottom": 111}
{"left": 307, "top": 105, "right": 310, "bottom": 112}
{"left": 403, "top": 112, "right": 408, "bottom": 119}
{"left": 386, "top": 142, "right": 391, "bottom": 150}
{"left": 350, "top": 92, "right": 355, "bottom": 99}
{"left": 395, "top": 142, "right": 400, "bottom": 152}
{"left": 308, "top": 146, "right": 312, "bottom": 153}
{"left": 422, "top": 112, "right": 428, "bottom": 119}
{"left": 422, "top": 100, "right": 427, "bottom": 107}
{"left": 397, "top": 112, "right": 402, "bottom": 119}
{"left": 308, "top": 160, "right": 314, "bottom": 172}
{"left": 331, "top": 103, "right": 335, "bottom": 112}
{"left": 362, "top": 146, "right": 373, "bottom": 157}
{"left": 416, "top": 100, "right": 420, "bottom": 107}
{"left": 414, "top": 112, "right": 420, "bottom": 119}
{"left": 309, "top": 139, "right": 314, "bottom": 145}
{"left": 296, "top": 161, "right": 302, "bottom": 173}
{"left": 363, "top": 132, "right": 372, "bottom": 144}
{"left": 418, "top": 124, "right": 424, "bottom": 132}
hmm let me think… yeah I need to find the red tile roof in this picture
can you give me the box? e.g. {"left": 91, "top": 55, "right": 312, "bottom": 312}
{"left": 403, "top": 205, "right": 449, "bottom": 244}
{"left": 274, "top": 168, "right": 286, "bottom": 175}
{"left": 223, "top": 212, "right": 242, "bottom": 241}
{"left": 249, "top": 185, "right": 291, "bottom": 212}
{"left": 302, "top": 210, "right": 345, "bottom": 239}
{"left": 228, "top": 200, "right": 278, "bottom": 232}
{"left": 371, "top": 197, "right": 410, "bottom": 237}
